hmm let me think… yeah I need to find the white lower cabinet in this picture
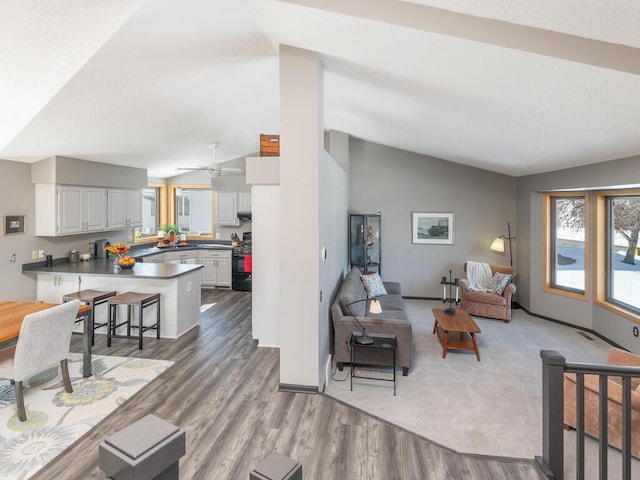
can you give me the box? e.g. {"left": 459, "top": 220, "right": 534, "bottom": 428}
{"left": 36, "top": 275, "right": 79, "bottom": 303}
{"left": 200, "top": 250, "right": 231, "bottom": 287}
{"left": 143, "top": 253, "right": 165, "bottom": 263}
{"left": 164, "top": 251, "right": 199, "bottom": 265}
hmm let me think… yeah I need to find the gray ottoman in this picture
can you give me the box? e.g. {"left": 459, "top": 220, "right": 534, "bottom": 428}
{"left": 99, "top": 414, "right": 185, "bottom": 480}
{"left": 250, "top": 452, "right": 302, "bottom": 480}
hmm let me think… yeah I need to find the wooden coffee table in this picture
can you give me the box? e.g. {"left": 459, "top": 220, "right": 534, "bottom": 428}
{"left": 432, "top": 308, "right": 481, "bottom": 361}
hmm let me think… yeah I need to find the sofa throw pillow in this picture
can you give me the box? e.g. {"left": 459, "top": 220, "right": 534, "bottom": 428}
{"left": 489, "top": 272, "right": 512, "bottom": 295}
{"left": 360, "top": 273, "right": 388, "bottom": 297}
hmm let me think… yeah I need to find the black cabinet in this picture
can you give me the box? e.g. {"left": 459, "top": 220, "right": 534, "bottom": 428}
{"left": 349, "top": 214, "right": 381, "bottom": 274}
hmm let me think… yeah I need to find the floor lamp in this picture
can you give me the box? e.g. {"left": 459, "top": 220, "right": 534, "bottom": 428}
{"left": 490, "top": 221, "right": 515, "bottom": 267}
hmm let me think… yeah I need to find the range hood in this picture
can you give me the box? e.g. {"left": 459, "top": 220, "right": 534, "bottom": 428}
{"left": 237, "top": 211, "right": 252, "bottom": 221}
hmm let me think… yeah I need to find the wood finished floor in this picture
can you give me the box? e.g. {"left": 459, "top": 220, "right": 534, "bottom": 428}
{"left": 34, "top": 289, "right": 546, "bottom": 480}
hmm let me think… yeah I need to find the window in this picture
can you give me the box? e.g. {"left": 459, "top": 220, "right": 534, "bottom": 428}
{"left": 543, "top": 193, "right": 589, "bottom": 299}
{"left": 175, "top": 187, "right": 213, "bottom": 236}
{"left": 134, "top": 187, "right": 160, "bottom": 241}
{"left": 605, "top": 195, "right": 640, "bottom": 313}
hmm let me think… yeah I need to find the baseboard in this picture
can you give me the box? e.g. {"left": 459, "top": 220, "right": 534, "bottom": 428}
{"left": 278, "top": 383, "right": 318, "bottom": 394}
{"left": 519, "top": 305, "right": 625, "bottom": 351}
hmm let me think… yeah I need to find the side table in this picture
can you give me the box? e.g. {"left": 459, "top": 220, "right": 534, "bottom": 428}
{"left": 350, "top": 332, "right": 397, "bottom": 395}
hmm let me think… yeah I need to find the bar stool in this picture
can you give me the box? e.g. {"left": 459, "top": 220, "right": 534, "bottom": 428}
{"left": 63, "top": 289, "right": 117, "bottom": 345}
{"left": 107, "top": 292, "right": 161, "bottom": 349}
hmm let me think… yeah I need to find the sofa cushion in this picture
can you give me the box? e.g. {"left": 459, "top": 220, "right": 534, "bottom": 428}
{"left": 338, "top": 268, "right": 368, "bottom": 316}
{"left": 361, "top": 273, "right": 388, "bottom": 297}
{"left": 489, "top": 272, "right": 512, "bottom": 295}
{"left": 377, "top": 295, "right": 405, "bottom": 312}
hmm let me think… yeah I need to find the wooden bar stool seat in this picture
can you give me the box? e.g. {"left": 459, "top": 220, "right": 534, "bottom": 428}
{"left": 107, "top": 292, "right": 161, "bottom": 349}
{"left": 63, "top": 289, "right": 117, "bottom": 345}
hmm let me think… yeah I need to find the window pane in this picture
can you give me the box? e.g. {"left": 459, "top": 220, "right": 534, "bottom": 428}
{"left": 176, "top": 188, "right": 212, "bottom": 235}
{"left": 608, "top": 196, "right": 640, "bottom": 312}
{"left": 552, "top": 197, "right": 586, "bottom": 292}
{"left": 134, "top": 187, "right": 158, "bottom": 240}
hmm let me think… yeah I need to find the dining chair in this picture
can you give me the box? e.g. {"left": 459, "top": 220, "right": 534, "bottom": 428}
{"left": 0, "top": 299, "right": 81, "bottom": 422}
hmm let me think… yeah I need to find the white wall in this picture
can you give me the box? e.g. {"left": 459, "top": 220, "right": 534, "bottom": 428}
{"left": 252, "top": 185, "right": 280, "bottom": 347}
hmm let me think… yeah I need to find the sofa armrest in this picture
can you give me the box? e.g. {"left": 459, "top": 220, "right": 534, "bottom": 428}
{"left": 383, "top": 281, "right": 402, "bottom": 295}
{"left": 503, "top": 282, "right": 516, "bottom": 302}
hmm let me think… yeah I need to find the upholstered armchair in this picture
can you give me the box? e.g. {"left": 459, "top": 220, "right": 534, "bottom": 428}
{"left": 459, "top": 263, "right": 516, "bottom": 322}
{"left": 564, "top": 348, "right": 640, "bottom": 459}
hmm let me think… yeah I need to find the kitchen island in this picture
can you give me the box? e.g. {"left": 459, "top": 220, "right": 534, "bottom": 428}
{"left": 22, "top": 259, "right": 203, "bottom": 339}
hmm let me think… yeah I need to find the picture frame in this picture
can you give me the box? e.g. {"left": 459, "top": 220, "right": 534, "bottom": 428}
{"left": 4, "top": 214, "right": 26, "bottom": 235}
{"left": 412, "top": 212, "right": 453, "bottom": 245}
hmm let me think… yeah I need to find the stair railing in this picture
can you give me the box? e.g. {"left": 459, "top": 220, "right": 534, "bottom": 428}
{"left": 536, "top": 350, "right": 640, "bottom": 480}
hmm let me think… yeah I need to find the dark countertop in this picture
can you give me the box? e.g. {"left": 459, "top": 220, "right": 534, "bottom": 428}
{"left": 130, "top": 242, "right": 234, "bottom": 257}
{"left": 21, "top": 242, "right": 238, "bottom": 279}
{"left": 22, "top": 257, "right": 203, "bottom": 279}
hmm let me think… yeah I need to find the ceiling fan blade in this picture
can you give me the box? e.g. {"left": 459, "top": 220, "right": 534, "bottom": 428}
{"left": 220, "top": 167, "right": 244, "bottom": 174}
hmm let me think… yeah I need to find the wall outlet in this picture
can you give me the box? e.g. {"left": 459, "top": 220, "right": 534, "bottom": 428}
{"left": 38, "top": 249, "right": 45, "bottom": 259}
{"left": 32, "top": 250, "right": 39, "bottom": 260}
{"left": 9, "top": 253, "right": 16, "bottom": 263}
{"left": 215, "top": 232, "right": 220, "bottom": 239}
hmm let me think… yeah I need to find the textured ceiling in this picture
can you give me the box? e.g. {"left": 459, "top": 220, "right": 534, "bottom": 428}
{"left": 1, "top": 0, "right": 639, "bottom": 178}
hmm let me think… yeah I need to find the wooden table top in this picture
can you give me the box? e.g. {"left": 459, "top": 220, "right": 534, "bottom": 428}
{"left": 0, "top": 301, "right": 90, "bottom": 344}
{"left": 432, "top": 308, "right": 481, "bottom": 334}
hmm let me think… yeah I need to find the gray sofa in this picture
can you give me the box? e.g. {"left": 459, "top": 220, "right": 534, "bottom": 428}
{"left": 331, "top": 267, "right": 412, "bottom": 376}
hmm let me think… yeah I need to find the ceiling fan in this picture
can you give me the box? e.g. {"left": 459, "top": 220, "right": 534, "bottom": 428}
{"left": 177, "top": 143, "right": 244, "bottom": 177}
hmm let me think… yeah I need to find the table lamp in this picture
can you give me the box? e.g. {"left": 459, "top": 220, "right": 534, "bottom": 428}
{"left": 346, "top": 297, "right": 382, "bottom": 345}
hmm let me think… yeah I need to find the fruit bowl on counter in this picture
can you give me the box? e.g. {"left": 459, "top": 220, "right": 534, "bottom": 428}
{"left": 117, "top": 256, "right": 136, "bottom": 269}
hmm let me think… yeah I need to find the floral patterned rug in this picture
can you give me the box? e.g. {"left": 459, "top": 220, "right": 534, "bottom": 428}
{"left": 0, "top": 353, "right": 173, "bottom": 480}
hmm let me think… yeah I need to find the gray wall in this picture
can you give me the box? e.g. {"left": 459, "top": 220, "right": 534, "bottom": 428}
{"left": 349, "top": 138, "right": 516, "bottom": 297}
{"left": 319, "top": 147, "right": 349, "bottom": 388}
{"left": 0, "top": 159, "right": 131, "bottom": 301}
{"left": 517, "top": 154, "right": 640, "bottom": 354}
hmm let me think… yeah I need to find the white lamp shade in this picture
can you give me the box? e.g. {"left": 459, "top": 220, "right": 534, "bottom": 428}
{"left": 490, "top": 237, "right": 505, "bottom": 253}
{"left": 369, "top": 299, "right": 382, "bottom": 314}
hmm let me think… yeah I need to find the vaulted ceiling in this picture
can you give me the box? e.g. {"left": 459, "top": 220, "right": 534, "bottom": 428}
{"left": 1, "top": 0, "right": 639, "bottom": 178}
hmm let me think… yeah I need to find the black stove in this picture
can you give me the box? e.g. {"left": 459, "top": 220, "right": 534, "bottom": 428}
{"left": 232, "top": 244, "right": 252, "bottom": 291}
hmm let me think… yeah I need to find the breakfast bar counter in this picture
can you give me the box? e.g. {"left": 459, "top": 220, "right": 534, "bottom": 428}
{"left": 22, "top": 259, "right": 203, "bottom": 339}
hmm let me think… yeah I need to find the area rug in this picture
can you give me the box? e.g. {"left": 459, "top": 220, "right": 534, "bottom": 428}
{"left": 0, "top": 353, "right": 173, "bottom": 480}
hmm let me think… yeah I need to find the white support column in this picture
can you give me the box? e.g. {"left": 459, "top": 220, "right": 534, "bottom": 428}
{"left": 278, "top": 45, "right": 322, "bottom": 390}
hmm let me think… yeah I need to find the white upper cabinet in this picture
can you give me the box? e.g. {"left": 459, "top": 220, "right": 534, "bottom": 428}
{"left": 36, "top": 185, "right": 107, "bottom": 236}
{"left": 107, "top": 188, "right": 143, "bottom": 230}
{"left": 238, "top": 192, "right": 252, "bottom": 212}
{"left": 84, "top": 187, "right": 108, "bottom": 232}
{"left": 215, "top": 192, "right": 239, "bottom": 226}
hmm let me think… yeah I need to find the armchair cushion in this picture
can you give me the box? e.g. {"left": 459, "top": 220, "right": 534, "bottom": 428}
{"left": 489, "top": 272, "right": 512, "bottom": 295}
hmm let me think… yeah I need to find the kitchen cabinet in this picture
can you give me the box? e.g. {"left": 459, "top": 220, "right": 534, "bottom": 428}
{"left": 36, "top": 275, "right": 79, "bottom": 303}
{"left": 238, "top": 192, "right": 252, "bottom": 212}
{"left": 200, "top": 250, "right": 231, "bottom": 287}
{"left": 215, "top": 192, "right": 239, "bottom": 226}
{"left": 107, "top": 188, "right": 143, "bottom": 230}
{"left": 142, "top": 253, "right": 165, "bottom": 263}
{"left": 164, "top": 250, "right": 199, "bottom": 265}
{"left": 35, "top": 184, "right": 107, "bottom": 236}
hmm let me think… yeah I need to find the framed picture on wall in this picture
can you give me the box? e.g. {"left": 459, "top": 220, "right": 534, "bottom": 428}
{"left": 412, "top": 212, "right": 453, "bottom": 245}
{"left": 3, "top": 215, "right": 26, "bottom": 235}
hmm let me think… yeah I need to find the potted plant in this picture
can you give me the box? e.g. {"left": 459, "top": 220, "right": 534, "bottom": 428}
{"left": 161, "top": 224, "right": 180, "bottom": 243}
